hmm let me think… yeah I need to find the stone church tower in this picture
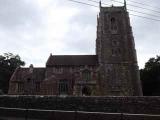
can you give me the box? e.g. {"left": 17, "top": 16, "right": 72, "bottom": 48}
{"left": 96, "top": 2, "right": 142, "bottom": 96}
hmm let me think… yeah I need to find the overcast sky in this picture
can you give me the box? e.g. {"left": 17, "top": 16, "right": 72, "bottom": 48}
{"left": 0, "top": 0, "right": 160, "bottom": 68}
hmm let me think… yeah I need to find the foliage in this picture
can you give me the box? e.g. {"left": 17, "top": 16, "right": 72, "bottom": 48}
{"left": 0, "top": 89, "right": 4, "bottom": 95}
{"left": 0, "top": 53, "right": 25, "bottom": 94}
{"left": 140, "top": 55, "right": 160, "bottom": 96}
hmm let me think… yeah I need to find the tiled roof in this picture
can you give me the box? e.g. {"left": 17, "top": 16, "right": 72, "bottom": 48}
{"left": 46, "top": 55, "right": 98, "bottom": 66}
{"left": 10, "top": 67, "right": 46, "bottom": 82}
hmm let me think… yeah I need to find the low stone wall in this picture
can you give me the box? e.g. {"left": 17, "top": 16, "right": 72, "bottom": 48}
{"left": 0, "top": 107, "right": 160, "bottom": 120}
{"left": 0, "top": 96, "right": 160, "bottom": 114}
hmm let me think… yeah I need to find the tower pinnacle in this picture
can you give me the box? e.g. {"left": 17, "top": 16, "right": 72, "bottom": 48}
{"left": 99, "top": 1, "right": 101, "bottom": 8}
{"left": 124, "top": 0, "right": 127, "bottom": 10}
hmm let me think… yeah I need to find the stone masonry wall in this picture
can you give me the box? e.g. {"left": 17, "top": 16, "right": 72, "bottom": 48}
{"left": 1, "top": 108, "right": 160, "bottom": 120}
{"left": 0, "top": 96, "right": 160, "bottom": 115}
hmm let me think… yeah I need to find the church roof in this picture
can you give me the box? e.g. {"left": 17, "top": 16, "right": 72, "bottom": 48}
{"left": 10, "top": 67, "right": 46, "bottom": 82}
{"left": 46, "top": 55, "right": 98, "bottom": 66}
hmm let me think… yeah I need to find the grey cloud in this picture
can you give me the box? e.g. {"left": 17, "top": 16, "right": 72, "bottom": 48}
{"left": 130, "top": 13, "right": 160, "bottom": 68}
{"left": 61, "top": 22, "right": 96, "bottom": 54}
{"left": 0, "top": 0, "right": 160, "bottom": 69}
{"left": 0, "top": 0, "right": 48, "bottom": 53}
{"left": 69, "top": 8, "right": 98, "bottom": 26}
{"left": 58, "top": 6, "right": 98, "bottom": 54}
{"left": 0, "top": 0, "right": 44, "bottom": 29}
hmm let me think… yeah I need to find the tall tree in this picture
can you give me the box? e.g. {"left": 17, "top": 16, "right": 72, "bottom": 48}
{"left": 0, "top": 53, "right": 25, "bottom": 94}
{"left": 140, "top": 55, "right": 160, "bottom": 96}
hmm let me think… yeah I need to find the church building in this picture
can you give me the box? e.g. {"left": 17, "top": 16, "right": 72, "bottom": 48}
{"left": 8, "top": 2, "right": 143, "bottom": 96}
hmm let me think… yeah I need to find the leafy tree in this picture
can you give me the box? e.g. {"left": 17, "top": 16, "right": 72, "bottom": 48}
{"left": 140, "top": 55, "right": 160, "bottom": 96}
{"left": 0, "top": 89, "right": 4, "bottom": 95}
{"left": 0, "top": 53, "right": 25, "bottom": 94}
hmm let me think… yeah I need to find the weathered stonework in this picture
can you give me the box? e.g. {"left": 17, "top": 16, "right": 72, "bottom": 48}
{"left": 8, "top": 3, "right": 142, "bottom": 96}
{"left": 96, "top": 5, "right": 142, "bottom": 96}
{"left": 1, "top": 96, "right": 160, "bottom": 115}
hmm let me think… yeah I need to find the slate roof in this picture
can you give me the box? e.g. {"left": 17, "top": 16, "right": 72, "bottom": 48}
{"left": 10, "top": 67, "right": 46, "bottom": 82}
{"left": 46, "top": 55, "right": 98, "bottom": 66}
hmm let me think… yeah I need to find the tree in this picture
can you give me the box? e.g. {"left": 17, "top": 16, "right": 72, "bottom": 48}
{"left": 140, "top": 55, "right": 160, "bottom": 96}
{"left": 0, "top": 53, "right": 25, "bottom": 94}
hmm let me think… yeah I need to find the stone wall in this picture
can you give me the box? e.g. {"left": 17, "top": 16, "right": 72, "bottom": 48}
{"left": 0, "top": 108, "right": 160, "bottom": 120}
{"left": 0, "top": 96, "right": 160, "bottom": 115}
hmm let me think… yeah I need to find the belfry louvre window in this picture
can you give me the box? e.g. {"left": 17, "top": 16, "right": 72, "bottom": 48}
{"left": 59, "top": 79, "right": 68, "bottom": 95}
{"left": 82, "top": 70, "right": 91, "bottom": 81}
{"left": 110, "top": 17, "right": 118, "bottom": 33}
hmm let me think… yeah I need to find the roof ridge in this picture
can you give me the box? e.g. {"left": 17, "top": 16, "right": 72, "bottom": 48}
{"left": 46, "top": 55, "right": 98, "bottom": 66}
{"left": 52, "top": 55, "right": 97, "bottom": 56}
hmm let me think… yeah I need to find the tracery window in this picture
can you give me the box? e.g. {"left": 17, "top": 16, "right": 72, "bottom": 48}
{"left": 82, "top": 70, "right": 91, "bottom": 81}
{"left": 17, "top": 82, "right": 24, "bottom": 92}
{"left": 59, "top": 79, "right": 68, "bottom": 95}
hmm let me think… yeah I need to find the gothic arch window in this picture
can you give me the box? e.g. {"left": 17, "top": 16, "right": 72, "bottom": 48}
{"left": 82, "top": 70, "right": 91, "bottom": 81}
{"left": 59, "top": 79, "right": 69, "bottom": 95}
{"left": 111, "top": 17, "right": 116, "bottom": 23}
{"left": 110, "top": 17, "right": 118, "bottom": 34}
{"left": 17, "top": 82, "right": 24, "bottom": 92}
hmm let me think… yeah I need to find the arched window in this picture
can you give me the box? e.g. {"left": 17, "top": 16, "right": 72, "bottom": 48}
{"left": 110, "top": 17, "right": 118, "bottom": 33}
{"left": 111, "top": 17, "right": 116, "bottom": 23}
{"left": 17, "top": 82, "right": 24, "bottom": 92}
{"left": 59, "top": 79, "right": 68, "bottom": 95}
{"left": 82, "top": 70, "right": 91, "bottom": 81}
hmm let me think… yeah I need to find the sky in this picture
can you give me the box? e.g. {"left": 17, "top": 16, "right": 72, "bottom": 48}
{"left": 0, "top": 0, "right": 160, "bottom": 69}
